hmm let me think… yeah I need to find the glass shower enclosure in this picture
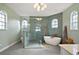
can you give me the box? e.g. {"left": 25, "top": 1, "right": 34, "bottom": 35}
{"left": 22, "top": 17, "right": 43, "bottom": 48}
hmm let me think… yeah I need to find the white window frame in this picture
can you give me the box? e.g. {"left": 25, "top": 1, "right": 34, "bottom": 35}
{"left": 70, "top": 11, "right": 78, "bottom": 30}
{"left": 35, "top": 24, "right": 41, "bottom": 32}
{"left": 51, "top": 19, "right": 58, "bottom": 28}
{"left": 0, "top": 10, "right": 7, "bottom": 30}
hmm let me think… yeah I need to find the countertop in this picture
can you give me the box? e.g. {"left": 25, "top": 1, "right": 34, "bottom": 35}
{"left": 59, "top": 44, "right": 79, "bottom": 55}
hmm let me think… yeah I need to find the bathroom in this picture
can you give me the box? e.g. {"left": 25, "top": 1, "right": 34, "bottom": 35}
{"left": 21, "top": 13, "right": 62, "bottom": 48}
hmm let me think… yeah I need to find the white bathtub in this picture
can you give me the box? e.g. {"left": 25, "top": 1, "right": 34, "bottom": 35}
{"left": 44, "top": 36, "right": 61, "bottom": 45}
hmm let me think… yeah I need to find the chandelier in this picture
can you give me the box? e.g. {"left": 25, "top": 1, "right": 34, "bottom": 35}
{"left": 33, "top": 3, "right": 47, "bottom": 12}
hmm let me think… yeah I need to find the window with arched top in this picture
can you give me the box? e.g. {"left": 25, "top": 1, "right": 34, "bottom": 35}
{"left": 0, "top": 10, "right": 7, "bottom": 30}
{"left": 70, "top": 11, "right": 78, "bottom": 30}
{"left": 22, "top": 20, "right": 28, "bottom": 29}
{"left": 51, "top": 19, "right": 58, "bottom": 28}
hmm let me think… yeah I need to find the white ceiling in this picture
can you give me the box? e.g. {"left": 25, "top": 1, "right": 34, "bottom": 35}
{"left": 6, "top": 3, "right": 72, "bottom": 16}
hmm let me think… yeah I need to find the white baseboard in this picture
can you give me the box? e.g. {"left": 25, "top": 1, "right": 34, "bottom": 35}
{"left": 0, "top": 40, "right": 20, "bottom": 52}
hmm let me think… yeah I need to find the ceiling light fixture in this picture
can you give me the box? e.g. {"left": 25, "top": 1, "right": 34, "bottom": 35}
{"left": 34, "top": 3, "right": 47, "bottom": 12}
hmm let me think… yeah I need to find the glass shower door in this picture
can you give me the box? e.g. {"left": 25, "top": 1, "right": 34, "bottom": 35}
{"left": 26, "top": 18, "right": 43, "bottom": 48}
{"left": 22, "top": 17, "right": 43, "bottom": 48}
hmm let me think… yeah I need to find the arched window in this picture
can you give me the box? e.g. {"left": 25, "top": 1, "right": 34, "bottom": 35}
{"left": 51, "top": 19, "right": 58, "bottom": 28}
{"left": 0, "top": 10, "right": 7, "bottom": 30}
{"left": 70, "top": 11, "right": 78, "bottom": 30}
{"left": 22, "top": 20, "right": 28, "bottom": 29}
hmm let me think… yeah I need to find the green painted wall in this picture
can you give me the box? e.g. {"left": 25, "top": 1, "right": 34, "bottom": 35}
{"left": 0, "top": 4, "right": 20, "bottom": 50}
{"left": 47, "top": 13, "right": 62, "bottom": 37}
{"left": 63, "top": 3, "right": 79, "bottom": 43}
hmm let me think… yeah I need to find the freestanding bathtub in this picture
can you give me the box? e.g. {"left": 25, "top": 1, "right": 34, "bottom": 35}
{"left": 44, "top": 36, "right": 61, "bottom": 45}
